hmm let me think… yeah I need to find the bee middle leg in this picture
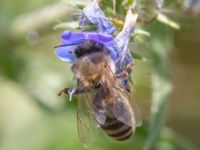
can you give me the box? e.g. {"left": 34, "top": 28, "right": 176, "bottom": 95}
{"left": 116, "top": 60, "right": 135, "bottom": 79}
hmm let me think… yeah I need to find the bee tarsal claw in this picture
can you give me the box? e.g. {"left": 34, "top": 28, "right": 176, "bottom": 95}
{"left": 58, "top": 89, "right": 64, "bottom": 96}
{"left": 68, "top": 89, "right": 76, "bottom": 101}
{"left": 58, "top": 88, "right": 70, "bottom": 96}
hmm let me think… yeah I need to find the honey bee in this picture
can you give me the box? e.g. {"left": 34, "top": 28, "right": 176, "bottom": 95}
{"left": 58, "top": 40, "right": 141, "bottom": 146}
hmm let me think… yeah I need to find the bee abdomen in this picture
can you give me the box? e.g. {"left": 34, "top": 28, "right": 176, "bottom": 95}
{"left": 101, "top": 117, "right": 132, "bottom": 141}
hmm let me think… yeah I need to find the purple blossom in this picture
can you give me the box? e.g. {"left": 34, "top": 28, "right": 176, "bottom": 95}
{"left": 184, "top": 0, "right": 200, "bottom": 15}
{"left": 55, "top": 0, "right": 137, "bottom": 80}
{"left": 79, "top": 0, "right": 116, "bottom": 34}
{"left": 55, "top": 31, "right": 118, "bottom": 63}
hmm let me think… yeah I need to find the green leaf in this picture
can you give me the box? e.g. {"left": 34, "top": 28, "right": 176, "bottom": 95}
{"left": 144, "top": 71, "right": 172, "bottom": 150}
{"left": 128, "top": 75, "right": 134, "bottom": 85}
{"left": 131, "top": 51, "right": 146, "bottom": 61}
{"left": 134, "top": 29, "right": 151, "bottom": 37}
{"left": 76, "top": 3, "right": 86, "bottom": 10}
{"left": 158, "top": 128, "right": 200, "bottom": 150}
{"left": 157, "top": 13, "right": 180, "bottom": 30}
{"left": 135, "top": 0, "right": 159, "bottom": 23}
{"left": 62, "top": 0, "right": 90, "bottom": 8}
{"left": 53, "top": 21, "right": 79, "bottom": 30}
{"left": 144, "top": 24, "right": 173, "bottom": 150}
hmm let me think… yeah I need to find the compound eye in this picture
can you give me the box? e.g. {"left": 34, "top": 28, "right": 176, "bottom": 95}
{"left": 74, "top": 47, "right": 81, "bottom": 57}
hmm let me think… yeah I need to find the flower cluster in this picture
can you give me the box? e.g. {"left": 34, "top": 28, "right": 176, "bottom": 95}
{"left": 55, "top": 31, "right": 117, "bottom": 63}
{"left": 55, "top": 0, "right": 137, "bottom": 75}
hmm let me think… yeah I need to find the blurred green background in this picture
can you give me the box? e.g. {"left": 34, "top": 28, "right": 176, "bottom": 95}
{"left": 0, "top": 0, "right": 200, "bottom": 150}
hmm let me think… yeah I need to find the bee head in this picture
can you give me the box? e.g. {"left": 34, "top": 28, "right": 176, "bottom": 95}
{"left": 74, "top": 40, "right": 105, "bottom": 58}
{"left": 72, "top": 52, "right": 109, "bottom": 87}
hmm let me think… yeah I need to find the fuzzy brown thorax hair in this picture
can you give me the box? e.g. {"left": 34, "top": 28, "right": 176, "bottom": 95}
{"left": 72, "top": 52, "right": 116, "bottom": 88}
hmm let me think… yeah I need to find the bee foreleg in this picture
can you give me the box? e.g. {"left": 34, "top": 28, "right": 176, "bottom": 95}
{"left": 58, "top": 88, "right": 87, "bottom": 96}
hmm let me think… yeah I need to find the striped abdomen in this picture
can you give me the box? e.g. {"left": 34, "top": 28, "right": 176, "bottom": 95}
{"left": 101, "top": 117, "right": 132, "bottom": 141}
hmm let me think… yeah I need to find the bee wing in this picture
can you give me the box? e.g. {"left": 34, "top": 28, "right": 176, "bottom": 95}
{"left": 129, "top": 94, "right": 142, "bottom": 127}
{"left": 76, "top": 89, "right": 99, "bottom": 147}
{"left": 113, "top": 86, "right": 142, "bottom": 128}
{"left": 92, "top": 92, "right": 107, "bottom": 125}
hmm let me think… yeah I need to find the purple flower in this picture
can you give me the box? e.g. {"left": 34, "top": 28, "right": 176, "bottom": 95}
{"left": 79, "top": 0, "right": 116, "bottom": 34}
{"left": 55, "top": 31, "right": 118, "bottom": 63}
{"left": 184, "top": 0, "right": 200, "bottom": 15}
{"left": 55, "top": 1, "right": 137, "bottom": 76}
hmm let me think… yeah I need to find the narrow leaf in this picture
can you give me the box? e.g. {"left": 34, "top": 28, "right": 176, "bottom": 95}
{"left": 157, "top": 13, "right": 180, "bottom": 30}
{"left": 131, "top": 51, "right": 146, "bottom": 61}
{"left": 144, "top": 72, "right": 172, "bottom": 150}
{"left": 53, "top": 21, "right": 79, "bottom": 30}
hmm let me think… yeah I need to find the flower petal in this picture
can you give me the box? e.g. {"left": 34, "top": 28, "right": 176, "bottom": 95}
{"left": 86, "top": 32, "right": 113, "bottom": 43}
{"left": 61, "top": 31, "right": 85, "bottom": 44}
{"left": 79, "top": 0, "right": 116, "bottom": 34}
{"left": 55, "top": 45, "right": 77, "bottom": 63}
{"left": 56, "top": 31, "right": 119, "bottom": 63}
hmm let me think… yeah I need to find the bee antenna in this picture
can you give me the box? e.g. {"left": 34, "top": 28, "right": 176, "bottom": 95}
{"left": 58, "top": 89, "right": 64, "bottom": 96}
{"left": 54, "top": 42, "right": 84, "bottom": 49}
